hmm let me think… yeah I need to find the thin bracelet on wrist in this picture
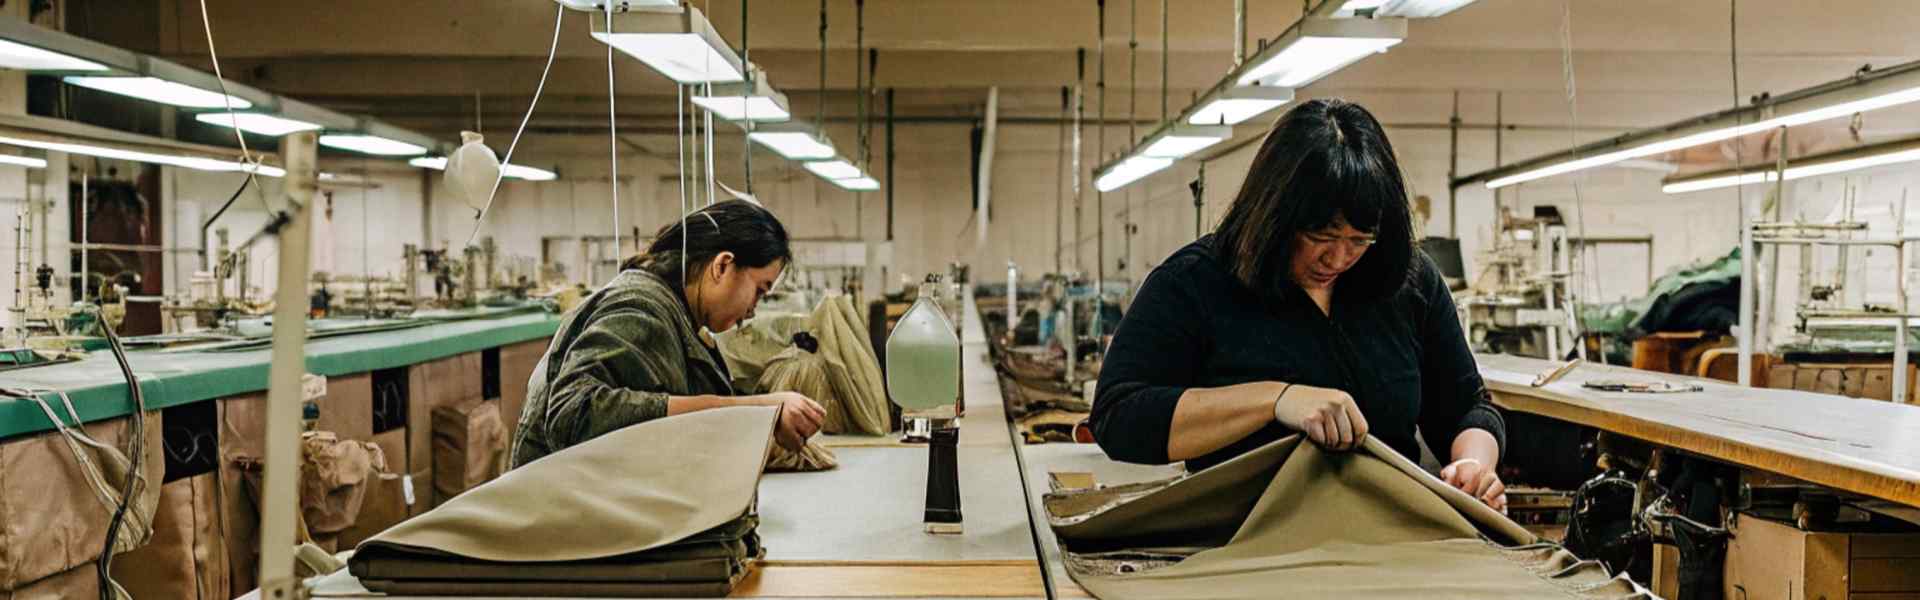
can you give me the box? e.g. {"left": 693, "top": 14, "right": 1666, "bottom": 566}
{"left": 1272, "top": 383, "right": 1294, "bottom": 423}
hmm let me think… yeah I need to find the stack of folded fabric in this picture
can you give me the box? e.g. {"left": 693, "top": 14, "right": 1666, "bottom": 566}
{"left": 348, "top": 405, "right": 779, "bottom": 597}
{"left": 1044, "top": 435, "right": 1656, "bottom": 600}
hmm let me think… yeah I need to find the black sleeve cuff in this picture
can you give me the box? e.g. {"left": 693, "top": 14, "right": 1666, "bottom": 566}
{"left": 1457, "top": 401, "right": 1507, "bottom": 460}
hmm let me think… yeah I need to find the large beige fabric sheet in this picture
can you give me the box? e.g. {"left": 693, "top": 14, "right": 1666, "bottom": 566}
{"left": 352, "top": 405, "right": 778, "bottom": 563}
{"left": 1047, "top": 435, "right": 1654, "bottom": 600}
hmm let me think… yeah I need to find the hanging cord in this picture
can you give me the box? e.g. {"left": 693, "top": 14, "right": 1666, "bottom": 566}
{"left": 94, "top": 314, "right": 147, "bottom": 600}
{"left": 1559, "top": 0, "right": 1598, "bottom": 363}
{"left": 1, "top": 384, "right": 143, "bottom": 600}
{"left": 606, "top": 2, "right": 621, "bottom": 254}
{"left": 705, "top": 81, "right": 718, "bottom": 206}
{"left": 463, "top": 3, "right": 565, "bottom": 248}
{"left": 678, "top": 85, "right": 691, "bottom": 283}
{"left": 741, "top": 0, "right": 753, "bottom": 194}
{"left": 195, "top": 0, "right": 270, "bottom": 214}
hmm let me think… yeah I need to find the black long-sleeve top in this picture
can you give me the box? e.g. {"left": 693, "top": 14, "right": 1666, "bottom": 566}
{"left": 1091, "top": 236, "right": 1505, "bottom": 472}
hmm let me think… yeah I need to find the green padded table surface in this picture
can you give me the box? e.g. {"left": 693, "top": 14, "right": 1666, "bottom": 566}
{"left": 0, "top": 309, "right": 560, "bottom": 440}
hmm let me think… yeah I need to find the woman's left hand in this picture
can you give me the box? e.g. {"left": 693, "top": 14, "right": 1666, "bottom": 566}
{"left": 1440, "top": 458, "right": 1507, "bottom": 513}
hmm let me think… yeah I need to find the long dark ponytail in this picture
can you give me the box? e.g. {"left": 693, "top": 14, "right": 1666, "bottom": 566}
{"left": 624, "top": 199, "right": 793, "bottom": 289}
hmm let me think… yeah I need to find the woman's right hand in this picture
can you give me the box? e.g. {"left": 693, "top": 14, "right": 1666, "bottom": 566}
{"left": 1271, "top": 384, "right": 1369, "bottom": 451}
{"left": 765, "top": 391, "right": 826, "bottom": 450}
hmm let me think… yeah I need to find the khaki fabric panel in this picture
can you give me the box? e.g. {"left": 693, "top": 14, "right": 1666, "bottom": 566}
{"left": 114, "top": 474, "right": 227, "bottom": 600}
{"left": 0, "top": 410, "right": 162, "bottom": 591}
{"left": 1049, "top": 435, "right": 1640, "bottom": 600}
{"left": 187, "top": 474, "right": 230, "bottom": 600}
{"left": 317, "top": 373, "right": 374, "bottom": 442}
{"left": 498, "top": 338, "right": 551, "bottom": 439}
{"left": 764, "top": 439, "right": 838, "bottom": 472}
{"left": 356, "top": 405, "right": 778, "bottom": 563}
{"left": 811, "top": 295, "right": 890, "bottom": 436}
{"left": 0, "top": 563, "right": 100, "bottom": 600}
{"left": 217, "top": 393, "right": 266, "bottom": 593}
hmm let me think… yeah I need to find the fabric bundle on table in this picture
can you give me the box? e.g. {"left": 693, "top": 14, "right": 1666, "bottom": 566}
{"left": 348, "top": 405, "right": 779, "bottom": 597}
{"left": 758, "top": 332, "right": 839, "bottom": 472}
{"left": 722, "top": 295, "right": 890, "bottom": 436}
{"left": 1045, "top": 435, "right": 1655, "bottom": 600}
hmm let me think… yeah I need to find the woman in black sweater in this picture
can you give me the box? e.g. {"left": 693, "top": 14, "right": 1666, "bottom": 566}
{"left": 1091, "top": 99, "right": 1509, "bottom": 511}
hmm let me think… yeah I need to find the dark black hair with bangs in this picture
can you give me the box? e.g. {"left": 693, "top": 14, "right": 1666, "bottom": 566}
{"left": 1211, "top": 98, "right": 1414, "bottom": 303}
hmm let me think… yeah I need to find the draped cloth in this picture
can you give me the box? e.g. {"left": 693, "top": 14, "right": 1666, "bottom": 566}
{"left": 1045, "top": 435, "right": 1656, "bottom": 600}
{"left": 349, "top": 406, "right": 779, "bottom": 597}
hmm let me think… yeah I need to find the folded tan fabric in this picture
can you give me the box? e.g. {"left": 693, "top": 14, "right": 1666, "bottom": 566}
{"left": 349, "top": 405, "right": 779, "bottom": 597}
{"left": 1046, "top": 435, "right": 1653, "bottom": 600}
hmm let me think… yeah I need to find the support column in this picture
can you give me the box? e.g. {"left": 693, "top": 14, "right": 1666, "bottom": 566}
{"left": 258, "top": 131, "right": 319, "bottom": 600}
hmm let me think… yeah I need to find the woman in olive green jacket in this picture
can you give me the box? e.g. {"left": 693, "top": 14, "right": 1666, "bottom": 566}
{"left": 512, "top": 200, "right": 826, "bottom": 468}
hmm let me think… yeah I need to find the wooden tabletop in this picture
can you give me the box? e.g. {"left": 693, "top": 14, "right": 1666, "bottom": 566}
{"left": 1477, "top": 353, "right": 1920, "bottom": 509}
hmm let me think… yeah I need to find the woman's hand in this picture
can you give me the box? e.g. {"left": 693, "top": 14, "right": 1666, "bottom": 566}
{"left": 1440, "top": 458, "right": 1507, "bottom": 512}
{"left": 1272, "top": 384, "right": 1369, "bottom": 451}
{"left": 764, "top": 391, "right": 826, "bottom": 450}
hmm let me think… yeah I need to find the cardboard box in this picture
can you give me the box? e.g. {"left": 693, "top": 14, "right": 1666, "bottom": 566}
{"left": 317, "top": 372, "right": 374, "bottom": 442}
{"left": 407, "top": 353, "right": 483, "bottom": 477}
{"left": 498, "top": 338, "right": 551, "bottom": 442}
{"left": 0, "top": 410, "right": 163, "bottom": 591}
{"left": 112, "top": 474, "right": 230, "bottom": 600}
{"left": 1725, "top": 512, "right": 1920, "bottom": 600}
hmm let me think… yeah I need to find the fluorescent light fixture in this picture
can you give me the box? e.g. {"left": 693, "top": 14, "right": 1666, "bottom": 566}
{"left": 1188, "top": 85, "right": 1295, "bottom": 126}
{"left": 1236, "top": 18, "right": 1405, "bottom": 88}
{"left": 194, "top": 112, "right": 323, "bottom": 136}
{"left": 0, "top": 38, "right": 107, "bottom": 71}
{"left": 1662, "top": 140, "right": 1920, "bottom": 194}
{"left": 1139, "top": 124, "right": 1233, "bottom": 159}
{"left": 690, "top": 69, "right": 791, "bottom": 122}
{"left": 1338, "top": 0, "right": 1477, "bottom": 18}
{"left": 319, "top": 134, "right": 428, "bottom": 156}
{"left": 591, "top": 7, "right": 745, "bottom": 84}
{"left": 408, "top": 156, "right": 448, "bottom": 169}
{"left": 748, "top": 122, "right": 836, "bottom": 160}
{"left": 1489, "top": 80, "right": 1920, "bottom": 189}
{"left": 832, "top": 176, "right": 880, "bottom": 191}
{"left": 410, "top": 155, "right": 557, "bottom": 181}
{"left": 691, "top": 95, "right": 789, "bottom": 122}
{"left": 63, "top": 76, "right": 253, "bottom": 109}
{"left": 501, "top": 163, "right": 558, "bottom": 181}
{"left": 804, "top": 159, "right": 863, "bottom": 180}
{"left": 0, "top": 134, "right": 280, "bottom": 176}
{"left": 1094, "top": 156, "right": 1173, "bottom": 192}
{"left": 554, "top": 0, "right": 678, "bottom": 9}
{"left": 0, "top": 154, "right": 46, "bottom": 168}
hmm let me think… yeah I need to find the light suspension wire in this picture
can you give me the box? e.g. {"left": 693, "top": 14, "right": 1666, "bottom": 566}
{"left": 607, "top": 2, "right": 622, "bottom": 255}
{"left": 196, "top": 0, "right": 271, "bottom": 212}
{"left": 1559, "top": 0, "right": 1596, "bottom": 362}
{"left": 683, "top": 84, "right": 698, "bottom": 282}
{"left": 464, "top": 3, "right": 565, "bottom": 247}
{"left": 705, "top": 81, "right": 717, "bottom": 205}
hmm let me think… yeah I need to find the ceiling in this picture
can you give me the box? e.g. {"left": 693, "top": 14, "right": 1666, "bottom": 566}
{"left": 54, "top": 0, "right": 1920, "bottom": 173}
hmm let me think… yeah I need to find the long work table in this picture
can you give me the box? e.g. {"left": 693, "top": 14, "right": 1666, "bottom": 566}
{"left": 0, "top": 306, "right": 560, "bottom": 438}
{"left": 290, "top": 294, "right": 1056, "bottom": 600}
{"left": 1478, "top": 352, "right": 1920, "bottom": 509}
